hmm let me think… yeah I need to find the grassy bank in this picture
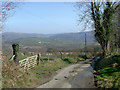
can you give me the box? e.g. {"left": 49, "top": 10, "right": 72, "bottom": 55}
{"left": 2, "top": 57, "right": 84, "bottom": 88}
{"left": 94, "top": 53, "right": 120, "bottom": 88}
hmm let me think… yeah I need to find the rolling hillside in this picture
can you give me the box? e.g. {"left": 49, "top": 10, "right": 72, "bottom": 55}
{"left": 3, "top": 31, "right": 97, "bottom": 49}
{"left": 2, "top": 32, "right": 50, "bottom": 41}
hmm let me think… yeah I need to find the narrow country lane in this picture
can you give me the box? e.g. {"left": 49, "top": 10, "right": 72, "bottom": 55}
{"left": 37, "top": 59, "right": 95, "bottom": 88}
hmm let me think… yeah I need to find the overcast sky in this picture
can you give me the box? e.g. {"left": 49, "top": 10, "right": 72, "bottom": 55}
{"left": 4, "top": 2, "right": 91, "bottom": 34}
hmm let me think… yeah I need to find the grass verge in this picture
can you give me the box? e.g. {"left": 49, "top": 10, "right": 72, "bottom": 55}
{"left": 94, "top": 53, "right": 120, "bottom": 88}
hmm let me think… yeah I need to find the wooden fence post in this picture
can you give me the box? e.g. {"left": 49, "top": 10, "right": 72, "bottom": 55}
{"left": 59, "top": 51, "right": 63, "bottom": 60}
{"left": 37, "top": 54, "right": 40, "bottom": 65}
{"left": 12, "top": 43, "right": 19, "bottom": 64}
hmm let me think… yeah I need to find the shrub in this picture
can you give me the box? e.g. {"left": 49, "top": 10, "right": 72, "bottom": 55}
{"left": 62, "top": 58, "right": 72, "bottom": 64}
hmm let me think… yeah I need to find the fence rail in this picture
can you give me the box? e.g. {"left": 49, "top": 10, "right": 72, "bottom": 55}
{"left": 19, "top": 55, "right": 38, "bottom": 70}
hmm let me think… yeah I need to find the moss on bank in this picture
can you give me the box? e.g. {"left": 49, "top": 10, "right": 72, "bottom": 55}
{"left": 94, "top": 53, "right": 120, "bottom": 88}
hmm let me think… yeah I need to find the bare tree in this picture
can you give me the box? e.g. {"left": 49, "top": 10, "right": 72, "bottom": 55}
{"left": 1, "top": 2, "right": 17, "bottom": 22}
{"left": 77, "top": 1, "right": 120, "bottom": 55}
{"left": 118, "top": 6, "right": 120, "bottom": 48}
{"left": 112, "top": 5, "right": 120, "bottom": 52}
{"left": 0, "top": 2, "right": 18, "bottom": 31}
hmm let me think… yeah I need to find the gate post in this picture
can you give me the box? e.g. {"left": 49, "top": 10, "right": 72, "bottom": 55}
{"left": 37, "top": 54, "right": 40, "bottom": 65}
{"left": 12, "top": 43, "right": 19, "bottom": 64}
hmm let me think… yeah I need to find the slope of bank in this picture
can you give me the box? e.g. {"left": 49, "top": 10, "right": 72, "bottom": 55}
{"left": 2, "top": 57, "right": 83, "bottom": 88}
{"left": 94, "top": 53, "right": 120, "bottom": 88}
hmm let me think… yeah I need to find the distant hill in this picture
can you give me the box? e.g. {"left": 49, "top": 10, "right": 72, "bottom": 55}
{"left": 3, "top": 31, "right": 97, "bottom": 48}
{"left": 2, "top": 32, "right": 51, "bottom": 41}
{"left": 50, "top": 31, "right": 96, "bottom": 43}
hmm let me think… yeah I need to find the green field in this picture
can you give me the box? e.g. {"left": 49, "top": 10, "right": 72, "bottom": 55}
{"left": 6, "top": 37, "right": 85, "bottom": 48}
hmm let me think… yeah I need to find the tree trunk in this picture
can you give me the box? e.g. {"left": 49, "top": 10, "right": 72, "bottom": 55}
{"left": 102, "top": 41, "right": 111, "bottom": 56}
{"left": 107, "top": 41, "right": 111, "bottom": 53}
